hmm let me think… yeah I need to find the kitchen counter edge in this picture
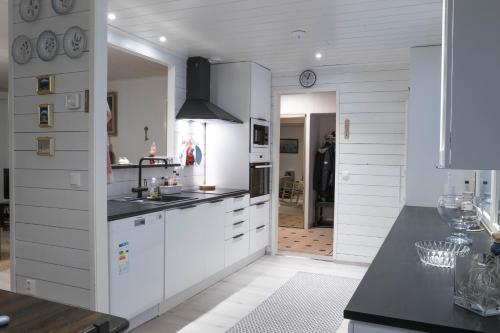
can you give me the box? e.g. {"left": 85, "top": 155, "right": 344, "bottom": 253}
{"left": 108, "top": 190, "right": 249, "bottom": 221}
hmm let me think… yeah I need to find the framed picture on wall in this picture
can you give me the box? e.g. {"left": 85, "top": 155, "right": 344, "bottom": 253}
{"left": 36, "top": 74, "right": 55, "bottom": 95}
{"left": 280, "top": 139, "right": 299, "bottom": 154}
{"left": 107, "top": 91, "right": 117, "bottom": 136}
{"left": 38, "top": 104, "right": 53, "bottom": 127}
{"left": 36, "top": 137, "right": 55, "bottom": 156}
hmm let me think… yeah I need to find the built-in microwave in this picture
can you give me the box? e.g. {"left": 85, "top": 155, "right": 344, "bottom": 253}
{"left": 249, "top": 162, "right": 271, "bottom": 204}
{"left": 250, "top": 118, "right": 270, "bottom": 162}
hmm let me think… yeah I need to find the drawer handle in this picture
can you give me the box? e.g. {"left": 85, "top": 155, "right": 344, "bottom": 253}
{"left": 256, "top": 225, "right": 266, "bottom": 230}
{"left": 210, "top": 199, "right": 224, "bottom": 204}
{"left": 134, "top": 218, "right": 146, "bottom": 227}
{"left": 233, "top": 233, "right": 244, "bottom": 240}
{"left": 255, "top": 202, "right": 266, "bottom": 207}
{"left": 179, "top": 205, "right": 197, "bottom": 210}
{"left": 233, "top": 221, "right": 245, "bottom": 226}
{"left": 234, "top": 208, "right": 245, "bottom": 213}
{"left": 233, "top": 194, "right": 246, "bottom": 199}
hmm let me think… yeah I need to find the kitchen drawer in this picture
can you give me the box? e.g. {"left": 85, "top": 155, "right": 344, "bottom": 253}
{"left": 225, "top": 194, "right": 250, "bottom": 212}
{"left": 225, "top": 207, "right": 249, "bottom": 226}
{"left": 250, "top": 201, "right": 270, "bottom": 230}
{"left": 225, "top": 219, "right": 250, "bottom": 240}
{"left": 250, "top": 224, "right": 268, "bottom": 254}
{"left": 224, "top": 232, "right": 249, "bottom": 267}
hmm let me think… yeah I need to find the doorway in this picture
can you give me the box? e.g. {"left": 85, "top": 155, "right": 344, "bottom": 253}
{"left": 276, "top": 92, "right": 337, "bottom": 257}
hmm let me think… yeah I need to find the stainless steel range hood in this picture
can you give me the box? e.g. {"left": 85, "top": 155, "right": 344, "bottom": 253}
{"left": 176, "top": 57, "right": 243, "bottom": 124}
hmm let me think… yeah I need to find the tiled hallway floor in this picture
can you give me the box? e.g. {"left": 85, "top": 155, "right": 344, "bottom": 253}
{"left": 131, "top": 255, "right": 366, "bottom": 333}
{"left": 278, "top": 227, "right": 334, "bottom": 255}
{"left": 278, "top": 204, "right": 333, "bottom": 256}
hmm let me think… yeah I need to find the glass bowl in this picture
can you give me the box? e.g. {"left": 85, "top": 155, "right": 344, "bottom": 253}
{"left": 415, "top": 241, "right": 471, "bottom": 268}
{"left": 437, "top": 195, "right": 482, "bottom": 245}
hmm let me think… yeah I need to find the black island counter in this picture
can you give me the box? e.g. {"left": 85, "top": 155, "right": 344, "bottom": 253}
{"left": 344, "top": 206, "right": 500, "bottom": 333}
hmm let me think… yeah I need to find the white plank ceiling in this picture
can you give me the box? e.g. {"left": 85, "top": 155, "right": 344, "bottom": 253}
{"left": 108, "top": 0, "right": 443, "bottom": 71}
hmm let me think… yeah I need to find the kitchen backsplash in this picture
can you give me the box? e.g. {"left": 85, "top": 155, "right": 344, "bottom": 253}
{"left": 107, "top": 120, "right": 206, "bottom": 198}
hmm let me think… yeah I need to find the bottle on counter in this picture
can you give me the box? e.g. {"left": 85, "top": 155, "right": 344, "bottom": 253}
{"left": 150, "top": 177, "right": 160, "bottom": 199}
{"left": 461, "top": 180, "right": 474, "bottom": 211}
{"left": 491, "top": 233, "right": 500, "bottom": 256}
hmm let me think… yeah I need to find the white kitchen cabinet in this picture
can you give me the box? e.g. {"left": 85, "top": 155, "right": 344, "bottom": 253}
{"left": 109, "top": 212, "right": 164, "bottom": 319}
{"left": 440, "top": 0, "right": 500, "bottom": 169}
{"left": 211, "top": 62, "right": 271, "bottom": 122}
{"left": 249, "top": 201, "right": 270, "bottom": 229}
{"left": 250, "top": 224, "right": 268, "bottom": 254}
{"left": 225, "top": 232, "right": 250, "bottom": 267}
{"left": 164, "top": 201, "right": 226, "bottom": 299}
{"left": 164, "top": 205, "right": 205, "bottom": 299}
{"left": 203, "top": 199, "right": 226, "bottom": 277}
{"left": 249, "top": 201, "right": 270, "bottom": 254}
{"left": 250, "top": 63, "right": 272, "bottom": 121}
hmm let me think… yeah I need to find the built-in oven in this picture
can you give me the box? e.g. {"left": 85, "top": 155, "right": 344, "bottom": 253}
{"left": 250, "top": 118, "right": 270, "bottom": 162}
{"left": 250, "top": 162, "right": 271, "bottom": 204}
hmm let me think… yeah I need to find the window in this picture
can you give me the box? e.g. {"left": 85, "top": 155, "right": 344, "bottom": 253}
{"left": 477, "top": 170, "right": 499, "bottom": 233}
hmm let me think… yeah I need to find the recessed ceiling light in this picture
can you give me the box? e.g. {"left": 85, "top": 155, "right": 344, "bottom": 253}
{"left": 315, "top": 53, "right": 323, "bottom": 59}
{"left": 108, "top": 13, "right": 116, "bottom": 20}
{"left": 159, "top": 36, "right": 167, "bottom": 43}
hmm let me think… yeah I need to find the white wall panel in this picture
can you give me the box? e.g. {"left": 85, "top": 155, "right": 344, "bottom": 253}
{"left": 16, "top": 223, "right": 90, "bottom": 250}
{"left": 14, "top": 93, "right": 86, "bottom": 114}
{"left": 16, "top": 276, "right": 91, "bottom": 309}
{"left": 273, "top": 63, "right": 408, "bottom": 263}
{"left": 10, "top": 0, "right": 95, "bottom": 309}
{"left": 16, "top": 241, "right": 90, "bottom": 270}
{"left": 15, "top": 205, "right": 89, "bottom": 230}
{"left": 15, "top": 170, "right": 87, "bottom": 191}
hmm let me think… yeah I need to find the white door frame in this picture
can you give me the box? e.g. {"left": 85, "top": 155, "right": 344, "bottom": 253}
{"left": 270, "top": 85, "right": 341, "bottom": 259}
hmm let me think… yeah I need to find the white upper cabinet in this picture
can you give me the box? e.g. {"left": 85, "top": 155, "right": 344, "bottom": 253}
{"left": 440, "top": 0, "right": 500, "bottom": 169}
{"left": 250, "top": 63, "right": 272, "bottom": 121}
{"left": 211, "top": 62, "right": 271, "bottom": 121}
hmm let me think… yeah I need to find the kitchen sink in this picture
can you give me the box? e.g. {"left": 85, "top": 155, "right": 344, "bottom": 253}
{"left": 112, "top": 195, "right": 195, "bottom": 204}
{"left": 153, "top": 195, "right": 194, "bottom": 203}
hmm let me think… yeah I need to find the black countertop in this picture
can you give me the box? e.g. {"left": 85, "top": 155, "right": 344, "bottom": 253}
{"left": 344, "top": 206, "right": 500, "bottom": 333}
{"left": 108, "top": 189, "right": 248, "bottom": 221}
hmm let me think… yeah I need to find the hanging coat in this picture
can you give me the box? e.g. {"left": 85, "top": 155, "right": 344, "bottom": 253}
{"left": 313, "top": 145, "right": 335, "bottom": 201}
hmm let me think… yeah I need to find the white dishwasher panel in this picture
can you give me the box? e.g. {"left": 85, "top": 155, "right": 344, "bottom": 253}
{"left": 109, "top": 212, "right": 165, "bottom": 319}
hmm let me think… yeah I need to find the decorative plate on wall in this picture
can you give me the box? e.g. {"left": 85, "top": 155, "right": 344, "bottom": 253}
{"left": 37, "top": 30, "right": 59, "bottom": 62}
{"left": 19, "top": 0, "right": 41, "bottom": 22}
{"left": 51, "top": 0, "right": 75, "bottom": 15}
{"left": 63, "top": 26, "right": 87, "bottom": 58}
{"left": 12, "top": 35, "right": 33, "bottom": 65}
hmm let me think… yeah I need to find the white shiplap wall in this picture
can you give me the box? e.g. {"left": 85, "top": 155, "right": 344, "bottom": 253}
{"left": 272, "top": 63, "right": 409, "bottom": 263}
{"left": 10, "top": 0, "right": 93, "bottom": 308}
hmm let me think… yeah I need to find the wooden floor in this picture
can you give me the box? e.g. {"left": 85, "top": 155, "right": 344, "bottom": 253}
{"left": 132, "top": 255, "right": 367, "bottom": 333}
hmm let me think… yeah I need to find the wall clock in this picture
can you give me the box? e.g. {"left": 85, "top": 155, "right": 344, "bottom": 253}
{"left": 37, "top": 30, "right": 59, "bottom": 62}
{"left": 52, "top": 0, "right": 75, "bottom": 15}
{"left": 12, "top": 35, "right": 33, "bottom": 65}
{"left": 19, "top": 0, "right": 41, "bottom": 22}
{"left": 63, "top": 26, "right": 87, "bottom": 58}
{"left": 299, "top": 69, "right": 317, "bottom": 88}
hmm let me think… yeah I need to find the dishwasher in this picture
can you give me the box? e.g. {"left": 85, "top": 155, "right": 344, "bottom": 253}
{"left": 109, "top": 211, "right": 164, "bottom": 319}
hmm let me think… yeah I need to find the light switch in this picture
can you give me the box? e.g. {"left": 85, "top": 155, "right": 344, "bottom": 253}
{"left": 65, "top": 93, "right": 81, "bottom": 110}
{"left": 70, "top": 172, "right": 81, "bottom": 188}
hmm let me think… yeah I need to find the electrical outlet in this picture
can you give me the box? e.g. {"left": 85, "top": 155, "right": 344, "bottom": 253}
{"left": 25, "top": 279, "right": 36, "bottom": 295}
